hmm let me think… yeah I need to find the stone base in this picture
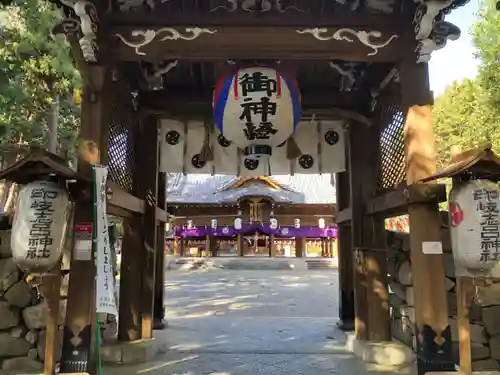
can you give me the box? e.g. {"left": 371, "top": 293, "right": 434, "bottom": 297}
{"left": 100, "top": 337, "right": 168, "bottom": 364}
{"left": 344, "top": 333, "right": 415, "bottom": 366}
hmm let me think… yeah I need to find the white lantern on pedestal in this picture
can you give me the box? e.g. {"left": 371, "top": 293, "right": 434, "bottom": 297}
{"left": 318, "top": 218, "right": 326, "bottom": 229}
{"left": 270, "top": 217, "right": 278, "bottom": 230}
{"left": 11, "top": 180, "right": 71, "bottom": 274}
{"left": 211, "top": 219, "right": 218, "bottom": 230}
{"left": 449, "top": 179, "right": 500, "bottom": 273}
{"left": 294, "top": 218, "right": 300, "bottom": 228}
{"left": 234, "top": 217, "right": 242, "bottom": 230}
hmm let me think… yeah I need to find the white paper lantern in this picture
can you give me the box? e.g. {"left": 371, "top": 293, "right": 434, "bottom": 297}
{"left": 234, "top": 217, "right": 242, "bottom": 230}
{"left": 270, "top": 218, "right": 278, "bottom": 230}
{"left": 213, "top": 67, "right": 302, "bottom": 158}
{"left": 11, "top": 180, "right": 71, "bottom": 274}
{"left": 318, "top": 218, "right": 326, "bottom": 229}
{"left": 165, "top": 222, "right": 171, "bottom": 232}
{"left": 449, "top": 180, "right": 500, "bottom": 271}
{"left": 294, "top": 218, "right": 300, "bottom": 228}
{"left": 187, "top": 220, "right": 194, "bottom": 229}
{"left": 211, "top": 219, "right": 218, "bottom": 230}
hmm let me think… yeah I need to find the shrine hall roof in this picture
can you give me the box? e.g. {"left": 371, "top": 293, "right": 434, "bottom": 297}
{"left": 167, "top": 174, "right": 336, "bottom": 204}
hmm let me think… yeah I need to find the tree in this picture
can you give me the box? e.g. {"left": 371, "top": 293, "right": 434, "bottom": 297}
{"left": 433, "top": 0, "right": 500, "bottom": 168}
{"left": 473, "top": 0, "right": 500, "bottom": 108}
{"left": 432, "top": 79, "right": 498, "bottom": 168}
{"left": 0, "top": 0, "right": 81, "bottom": 210}
{"left": 0, "top": 0, "right": 81, "bottom": 157}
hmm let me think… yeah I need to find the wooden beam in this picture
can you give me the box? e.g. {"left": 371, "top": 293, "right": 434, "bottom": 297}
{"left": 171, "top": 204, "right": 335, "bottom": 217}
{"left": 336, "top": 208, "right": 352, "bottom": 224}
{"left": 107, "top": 181, "right": 144, "bottom": 214}
{"left": 111, "top": 25, "right": 406, "bottom": 62}
{"left": 155, "top": 206, "right": 167, "bottom": 222}
{"left": 139, "top": 88, "right": 370, "bottom": 115}
{"left": 107, "top": 10, "right": 407, "bottom": 29}
{"left": 365, "top": 183, "right": 447, "bottom": 217}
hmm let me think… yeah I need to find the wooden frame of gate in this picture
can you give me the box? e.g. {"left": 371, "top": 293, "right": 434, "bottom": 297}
{"left": 49, "top": 1, "right": 467, "bottom": 374}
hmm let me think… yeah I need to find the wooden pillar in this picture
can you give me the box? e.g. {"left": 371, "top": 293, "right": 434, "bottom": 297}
{"left": 401, "top": 62, "right": 453, "bottom": 373}
{"left": 136, "top": 115, "right": 159, "bottom": 339}
{"left": 336, "top": 167, "right": 355, "bottom": 330}
{"left": 180, "top": 238, "right": 186, "bottom": 256}
{"left": 209, "top": 236, "right": 218, "bottom": 257}
{"left": 331, "top": 238, "right": 338, "bottom": 258}
{"left": 237, "top": 234, "right": 244, "bottom": 256}
{"left": 153, "top": 172, "right": 166, "bottom": 330}
{"left": 118, "top": 217, "right": 143, "bottom": 341}
{"left": 60, "top": 66, "right": 110, "bottom": 373}
{"left": 269, "top": 234, "right": 276, "bottom": 257}
{"left": 348, "top": 120, "right": 390, "bottom": 342}
{"left": 295, "top": 237, "right": 304, "bottom": 258}
{"left": 173, "top": 237, "right": 179, "bottom": 256}
{"left": 320, "top": 238, "right": 327, "bottom": 257}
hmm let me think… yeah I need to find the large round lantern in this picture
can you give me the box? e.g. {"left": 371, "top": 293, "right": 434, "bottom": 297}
{"left": 449, "top": 180, "right": 500, "bottom": 272}
{"left": 213, "top": 66, "right": 301, "bottom": 159}
{"left": 11, "top": 180, "right": 71, "bottom": 274}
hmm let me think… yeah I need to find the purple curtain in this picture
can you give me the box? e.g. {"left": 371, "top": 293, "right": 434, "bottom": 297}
{"left": 175, "top": 224, "right": 337, "bottom": 238}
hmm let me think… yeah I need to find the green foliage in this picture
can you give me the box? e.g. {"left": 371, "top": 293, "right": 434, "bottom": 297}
{"left": 433, "top": 0, "right": 500, "bottom": 169}
{"left": 0, "top": 0, "right": 80, "bottom": 159}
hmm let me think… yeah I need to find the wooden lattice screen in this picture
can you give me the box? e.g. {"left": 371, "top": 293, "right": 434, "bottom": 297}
{"left": 376, "top": 94, "right": 406, "bottom": 191}
{"left": 107, "top": 88, "right": 136, "bottom": 192}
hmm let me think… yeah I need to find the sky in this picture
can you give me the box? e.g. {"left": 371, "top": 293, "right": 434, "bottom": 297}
{"left": 429, "top": 0, "right": 480, "bottom": 96}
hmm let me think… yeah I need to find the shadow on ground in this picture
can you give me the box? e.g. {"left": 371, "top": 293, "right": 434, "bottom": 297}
{"left": 105, "top": 269, "right": 415, "bottom": 375}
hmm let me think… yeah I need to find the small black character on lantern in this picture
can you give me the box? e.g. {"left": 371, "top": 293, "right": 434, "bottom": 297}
{"left": 239, "top": 71, "right": 277, "bottom": 97}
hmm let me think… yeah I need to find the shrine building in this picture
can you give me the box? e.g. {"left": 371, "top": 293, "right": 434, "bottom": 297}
{"left": 166, "top": 174, "right": 338, "bottom": 257}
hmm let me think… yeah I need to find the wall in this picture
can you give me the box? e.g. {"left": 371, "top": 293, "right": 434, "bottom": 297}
{"left": 0, "top": 228, "right": 118, "bottom": 373}
{"left": 388, "top": 228, "right": 500, "bottom": 371}
{"left": 0, "top": 229, "right": 67, "bottom": 372}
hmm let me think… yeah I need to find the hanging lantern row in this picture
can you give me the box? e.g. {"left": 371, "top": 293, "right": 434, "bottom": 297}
{"left": 183, "top": 216, "right": 329, "bottom": 230}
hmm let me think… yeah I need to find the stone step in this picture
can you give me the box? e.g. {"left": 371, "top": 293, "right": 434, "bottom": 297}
{"left": 305, "top": 259, "right": 337, "bottom": 270}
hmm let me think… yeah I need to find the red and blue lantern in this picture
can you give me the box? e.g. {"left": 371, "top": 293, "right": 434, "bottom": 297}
{"left": 213, "top": 67, "right": 301, "bottom": 152}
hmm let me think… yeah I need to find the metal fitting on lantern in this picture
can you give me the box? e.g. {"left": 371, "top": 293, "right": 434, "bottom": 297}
{"left": 294, "top": 218, "right": 300, "bottom": 228}
{"left": 243, "top": 145, "right": 273, "bottom": 160}
{"left": 318, "top": 217, "right": 326, "bottom": 229}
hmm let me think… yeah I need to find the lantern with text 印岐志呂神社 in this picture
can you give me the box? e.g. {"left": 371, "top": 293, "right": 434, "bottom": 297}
{"left": 213, "top": 66, "right": 301, "bottom": 160}
{"left": 449, "top": 179, "right": 500, "bottom": 275}
{"left": 10, "top": 180, "right": 72, "bottom": 274}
